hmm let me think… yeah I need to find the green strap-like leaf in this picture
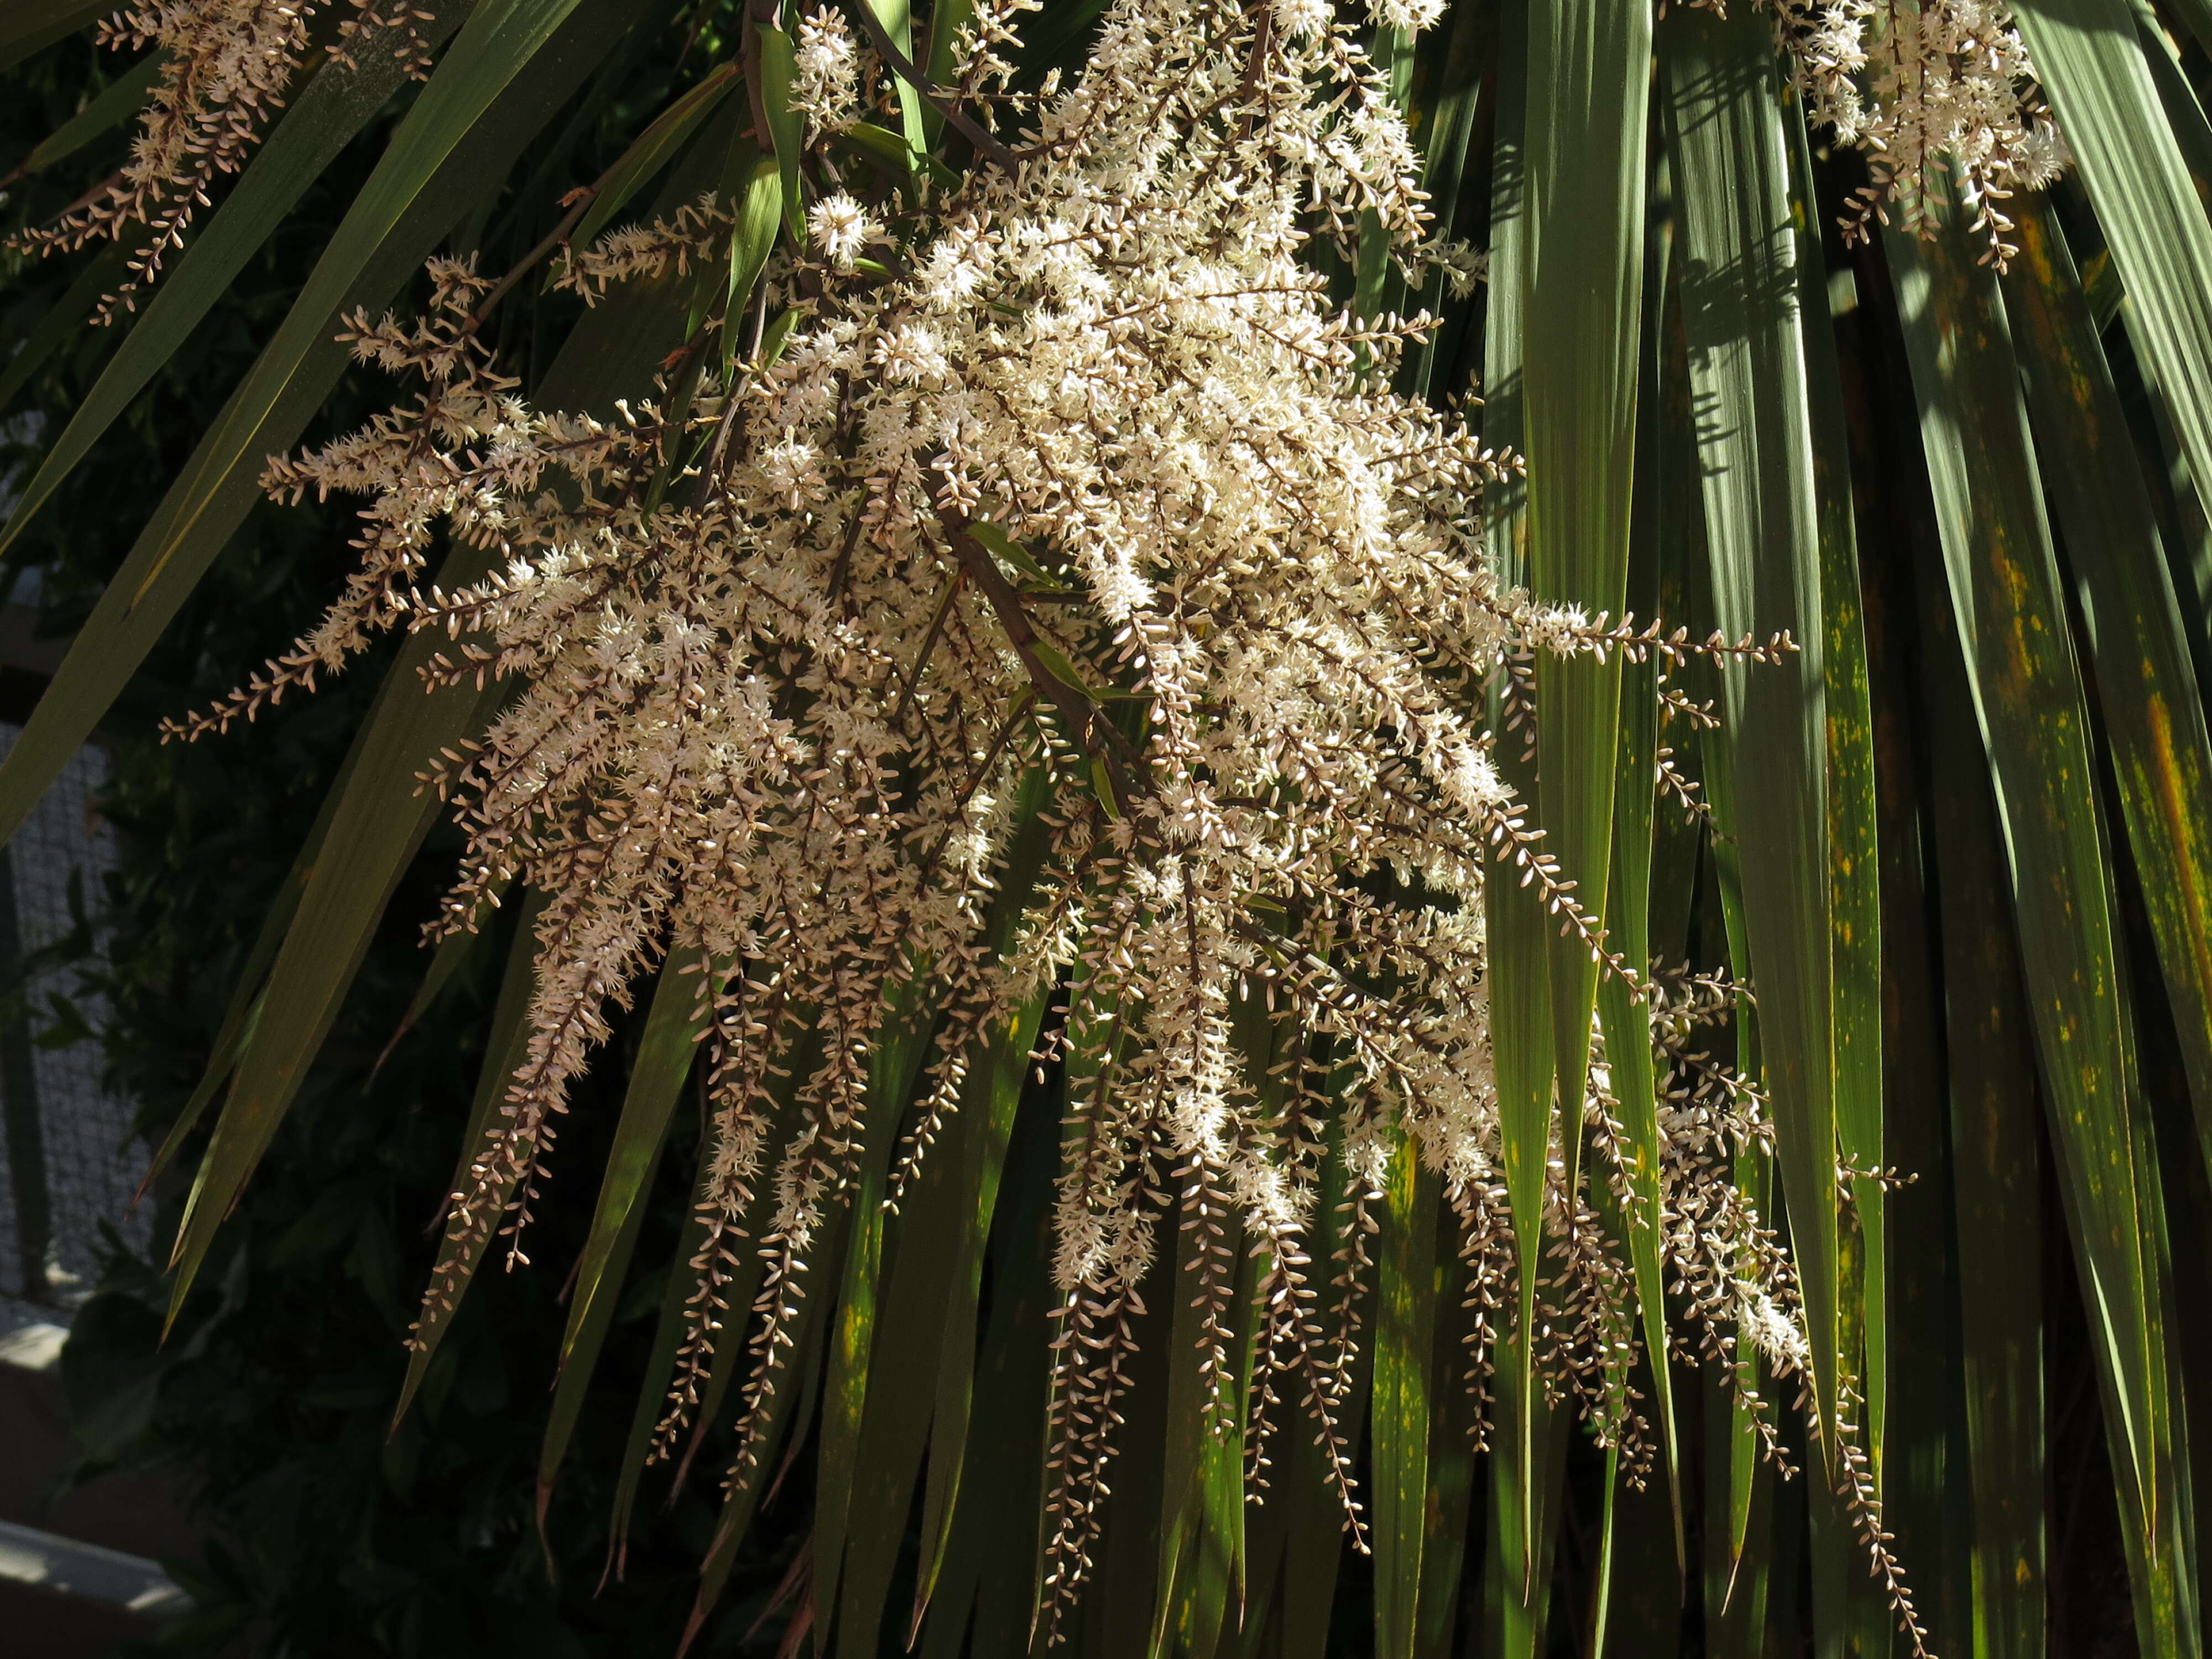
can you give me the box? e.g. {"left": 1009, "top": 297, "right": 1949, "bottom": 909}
{"left": 1858, "top": 394, "right": 1975, "bottom": 1656}
{"left": 1413, "top": 1129, "right": 1485, "bottom": 1656}
{"left": 1694, "top": 748, "right": 1767, "bottom": 1595}
{"left": 1369, "top": 1135, "right": 1437, "bottom": 1659}
{"left": 810, "top": 971, "right": 940, "bottom": 1639}
{"left": 534, "top": 948, "right": 718, "bottom": 1520}
{"left": 1147, "top": 1160, "right": 1255, "bottom": 1659}
{"left": 390, "top": 887, "right": 549, "bottom": 1422}
{"left": 2129, "top": 2, "right": 2212, "bottom": 206}
{"left": 1923, "top": 594, "right": 2049, "bottom": 1659}
{"left": 1783, "top": 106, "right": 1887, "bottom": 1492}
{"left": 0, "top": 0, "right": 634, "bottom": 855}
{"left": 1783, "top": 113, "right": 1898, "bottom": 1659}
{"left": 1522, "top": 0, "right": 1650, "bottom": 1209}
{"left": 864, "top": 0, "right": 928, "bottom": 167}
{"left": 6, "top": 49, "right": 165, "bottom": 182}
{"left": 721, "top": 149, "right": 782, "bottom": 378}
{"left": 1702, "top": 1358, "right": 1777, "bottom": 1659}
{"left": 1886, "top": 186, "right": 2200, "bottom": 1659}
{"left": 1403, "top": 0, "right": 1488, "bottom": 403}
{"left": 0, "top": 243, "right": 129, "bottom": 419}
{"left": 910, "top": 1073, "right": 1058, "bottom": 1659}
{"left": 570, "top": 59, "right": 742, "bottom": 247}
{"left": 0, "top": 0, "right": 108, "bottom": 72}
{"left": 757, "top": 23, "right": 806, "bottom": 241}
{"left": 1597, "top": 1430, "right": 1683, "bottom": 1657}
{"left": 1594, "top": 157, "right": 1684, "bottom": 1564}
{"left": 889, "top": 987, "right": 1047, "bottom": 1640}
{"left": 1275, "top": 1101, "right": 1370, "bottom": 1659}
{"left": 1660, "top": 1, "right": 1843, "bottom": 1459}
{"left": 916, "top": 0, "right": 975, "bottom": 152}
{"left": 2004, "top": 196, "right": 2212, "bottom": 1228}
{"left": 1479, "top": 0, "right": 1559, "bottom": 1588}
{"left": 1483, "top": 1363, "right": 1572, "bottom": 1659}
{"left": 2012, "top": 0, "right": 2212, "bottom": 577}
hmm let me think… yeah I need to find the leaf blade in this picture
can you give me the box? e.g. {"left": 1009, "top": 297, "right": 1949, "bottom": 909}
{"left": 1885, "top": 185, "right": 2199, "bottom": 1659}
{"left": 535, "top": 948, "right": 717, "bottom": 1520}
{"left": 0, "top": 0, "right": 638, "bottom": 855}
{"left": 1660, "top": 1, "right": 1843, "bottom": 1457}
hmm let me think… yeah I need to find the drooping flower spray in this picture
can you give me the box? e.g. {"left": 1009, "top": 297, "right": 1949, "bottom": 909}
{"left": 81, "top": 0, "right": 2071, "bottom": 1641}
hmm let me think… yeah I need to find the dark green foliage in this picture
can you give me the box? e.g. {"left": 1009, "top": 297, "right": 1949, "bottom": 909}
{"left": 0, "top": 21, "right": 804, "bottom": 1656}
{"left": 2, "top": 4, "right": 2209, "bottom": 1657}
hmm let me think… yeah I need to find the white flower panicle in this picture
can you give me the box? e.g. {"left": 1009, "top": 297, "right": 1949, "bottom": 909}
{"left": 176, "top": 0, "right": 1922, "bottom": 1640}
{"left": 1765, "top": 0, "right": 2067, "bottom": 262}
{"left": 9, "top": 1, "right": 436, "bottom": 319}
{"left": 791, "top": 4, "right": 862, "bottom": 138}
{"left": 549, "top": 193, "right": 737, "bottom": 305}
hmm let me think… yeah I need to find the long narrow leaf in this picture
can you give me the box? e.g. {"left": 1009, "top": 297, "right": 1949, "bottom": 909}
{"left": 570, "top": 59, "right": 742, "bottom": 247}
{"left": 1925, "top": 605, "right": 2049, "bottom": 1659}
{"left": 889, "top": 987, "right": 1048, "bottom": 1640}
{"left": 2011, "top": 0, "right": 2212, "bottom": 531}
{"left": 1522, "top": 0, "right": 1650, "bottom": 1207}
{"left": 0, "top": 0, "right": 638, "bottom": 853}
{"left": 1594, "top": 151, "right": 1685, "bottom": 1564}
{"left": 6, "top": 49, "right": 164, "bottom": 183}
{"left": 535, "top": 948, "right": 718, "bottom": 1520}
{"left": 1479, "top": 0, "right": 1559, "bottom": 1588}
{"left": 389, "top": 886, "right": 550, "bottom": 1421}
{"left": 810, "top": 972, "right": 944, "bottom": 1640}
{"left": 1660, "top": 1, "right": 1843, "bottom": 1459}
{"left": 1369, "top": 1135, "right": 1437, "bottom": 1659}
{"left": 1885, "top": 187, "right": 2199, "bottom": 1659}
{"left": 0, "top": 0, "right": 108, "bottom": 72}
{"left": 1785, "top": 103, "right": 1887, "bottom": 1488}
{"left": 2003, "top": 196, "right": 2212, "bottom": 1208}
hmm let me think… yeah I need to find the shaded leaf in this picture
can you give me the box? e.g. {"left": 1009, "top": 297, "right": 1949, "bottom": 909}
{"left": 535, "top": 948, "right": 718, "bottom": 1522}
{"left": 1661, "top": 1, "right": 1843, "bottom": 1458}
{"left": 1885, "top": 182, "right": 2199, "bottom": 1659}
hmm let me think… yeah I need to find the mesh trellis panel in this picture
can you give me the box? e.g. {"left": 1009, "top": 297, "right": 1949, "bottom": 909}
{"left": 0, "top": 725, "right": 148, "bottom": 1333}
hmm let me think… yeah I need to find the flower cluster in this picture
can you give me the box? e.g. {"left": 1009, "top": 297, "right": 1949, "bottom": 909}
{"left": 178, "top": 0, "right": 1908, "bottom": 1639}
{"left": 9, "top": 0, "right": 434, "bottom": 319}
{"left": 1766, "top": 0, "right": 2067, "bottom": 261}
{"left": 790, "top": 3, "right": 862, "bottom": 140}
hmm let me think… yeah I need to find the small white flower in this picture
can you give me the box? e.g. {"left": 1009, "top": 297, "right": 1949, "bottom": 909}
{"left": 758, "top": 432, "right": 828, "bottom": 508}
{"left": 872, "top": 322, "right": 948, "bottom": 385}
{"left": 1369, "top": 0, "right": 1446, "bottom": 31}
{"left": 808, "top": 192, "right": 878, "bottom": 271}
